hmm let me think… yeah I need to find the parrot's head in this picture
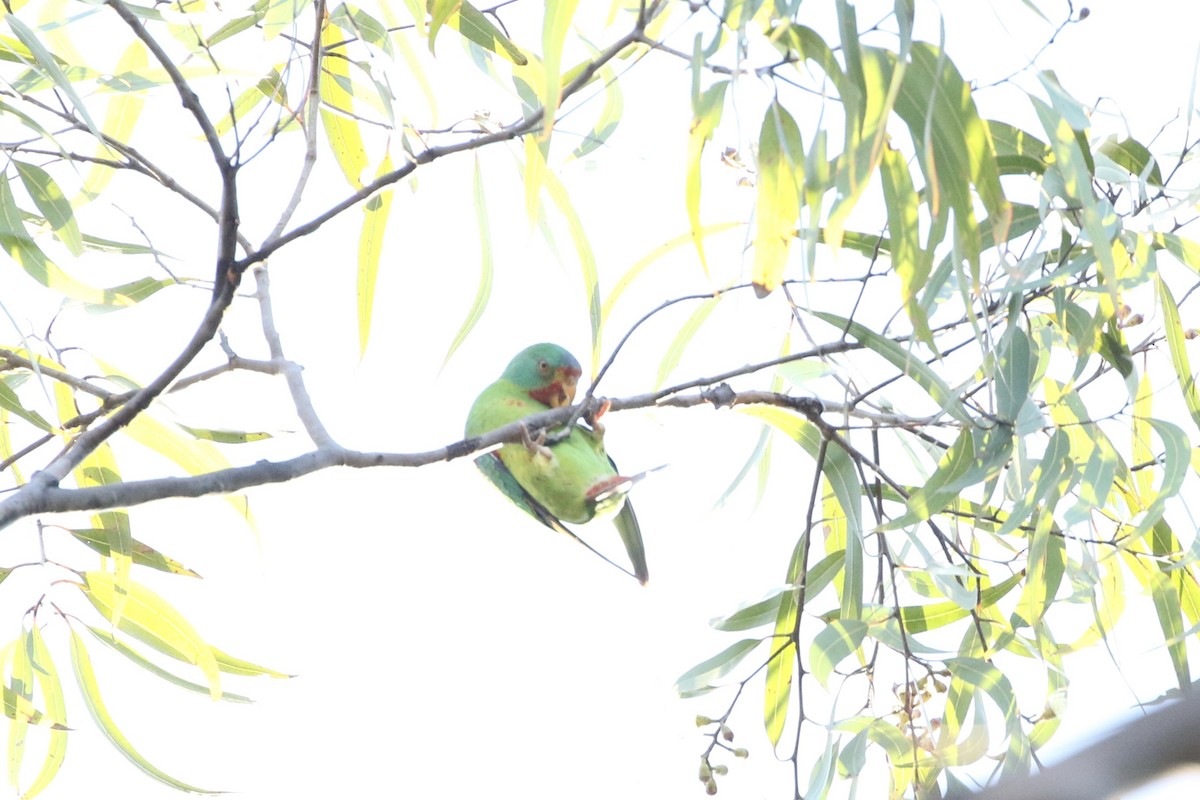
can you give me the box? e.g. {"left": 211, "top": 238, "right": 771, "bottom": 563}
{"left": 502, "top": 343, "right": 582, "bottom": 408}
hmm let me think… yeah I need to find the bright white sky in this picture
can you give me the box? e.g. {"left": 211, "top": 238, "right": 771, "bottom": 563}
{"left": 4, "top": 1, "right": 1200, "bottom": 798}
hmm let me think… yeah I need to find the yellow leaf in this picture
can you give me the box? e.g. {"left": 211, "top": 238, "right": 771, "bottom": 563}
{"left": 358, "top": 158, "right": 395, "bottom": 357}
{"left": 320, "top": 20, "right": 367, "bottom": 188}
{"left": 539, "top": 0, "right": 580, "bottom": 141}
{"left": 122, "top": 411, "right": 257, "bottom": 531}
{"left": 752, "top": 102, "right": 803, "bottom": 297}
{"left": 73, "top": 442, "right": 132, "bottom": 624}
{"left": 686, "top": 82, "right": 729, "bottom": 275}
{"left": 23, "top": 625, "right": 67, "bottom": 799}
{"left": 82, "top": 572, "right": 221, "bottom": 701}
{"left": 78, "top": 40, "right": 146, "bottom": 206}
{"left": 68, "top": 628, "right": 220, "bottom": 793}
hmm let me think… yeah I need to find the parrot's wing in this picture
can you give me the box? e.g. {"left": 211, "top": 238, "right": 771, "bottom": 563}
{"left": 607, "top": 456, "right": 649, "bottom": 586}
{"left": 475, "top": 452, "right": 566, "bottom": 534}
{"left": 613, "top": 500, "right": 649, "bottom": 585}
{"left": 475, "top": 453, "right": 645, "bottom": 584}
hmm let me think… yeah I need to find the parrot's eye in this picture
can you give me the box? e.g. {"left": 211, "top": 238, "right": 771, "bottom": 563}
{"left": 538, "top": 359, "right": 549, "bottom": 373}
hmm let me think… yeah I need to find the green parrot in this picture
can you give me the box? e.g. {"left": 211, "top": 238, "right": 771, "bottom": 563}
{"left": 465, "top": 343, "right": 650, "bottom": 584}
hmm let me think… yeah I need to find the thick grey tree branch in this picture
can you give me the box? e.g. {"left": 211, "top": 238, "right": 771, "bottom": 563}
{"left": 1, "top": 314, "right": 971, "bottom": 532}
{"left": 0, "top": 386, "right": 819, "bottom": 529}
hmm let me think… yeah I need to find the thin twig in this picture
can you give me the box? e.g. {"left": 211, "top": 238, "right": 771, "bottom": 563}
{"left": 264, "top": 0, "right": 327, "bottom": 245}
{"left": 233, "top": 2, "right": 666, "bottom": 273}
{"left": 251, "top": 266, "right": 338, "bottom": 448}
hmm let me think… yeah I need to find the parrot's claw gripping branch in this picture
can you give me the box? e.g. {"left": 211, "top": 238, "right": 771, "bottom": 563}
{"left": 582, "top": 398, "right": 611, "bottom": 438}
{"left": 518, "top": 422, "right": 554, "bottom": 460}
{"left": 543, "top": 395, "right": 611, "bottom": 446}
{"left": 558, "top": 394, "right": 611, "bottom": 438}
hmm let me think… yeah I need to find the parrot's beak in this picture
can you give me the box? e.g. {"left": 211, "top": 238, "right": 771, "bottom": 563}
{"left": 558, "top": 367, "right": 580, "bottom": 406}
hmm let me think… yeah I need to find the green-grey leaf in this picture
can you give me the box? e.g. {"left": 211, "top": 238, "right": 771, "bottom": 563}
{"left": 655, "top": 297, "right": 719, "bottom": 389}
{"left": 6, "top": 17, "right": 101, "bottom": 139}
{"left": 453, "top": 0, "right": 528, "bottom": 65}
{"left": 68, "top": 528, "right": 201, "bottom": 578}
{"left": 812, "top": 310, "right": 971, "bottom": 424}
{"left": 1157, "top": 276, "right": 1200, "bottom": 436}
{"left": 331, "top": 3, "right": 393, "bottom": 58}
{"left": 987, "top": 120, "right": 1049, "bottom": 175}
{"left": 995, "top": 326, "right": 1033, "bottom": 423}
{"left": 176, "top": 425, "right": 273, "bottom": 444}
{"left": 1097, "top": 135, "right": 1164, "bottom": 187}
{"left": 14, "top": 161, "right": 83, "bottom": 256}
{"left": 442, "top": 155, "right": 494, "bottom": 370}
{"left": 675, "top": 638, "right": 762, "bottom": 695}
{"left": 0, "top": 379, "right": 52, "bottom": 432}
{"left": 810, "top": 619, "right": 868, "bottom": 687}
{"left": 711, "top": 590, "right": 789, "bottom": 632}
{"left": 898, "top": 570, "right": 1024, "bottom": 633}
{"left": 85, "top": 627, "right": 252, "bottom": 704}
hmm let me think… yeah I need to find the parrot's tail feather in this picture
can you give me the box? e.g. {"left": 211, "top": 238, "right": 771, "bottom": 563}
{"left": 626, "top": 463, "right": 668, "bottom": 483}
{"left": 558, "top": 526, "right": 646, "bottom": 585}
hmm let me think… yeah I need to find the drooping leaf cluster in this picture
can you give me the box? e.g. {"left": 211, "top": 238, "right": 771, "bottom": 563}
{"left": 663, "top": 3, "right": 1200, "bottom": 798}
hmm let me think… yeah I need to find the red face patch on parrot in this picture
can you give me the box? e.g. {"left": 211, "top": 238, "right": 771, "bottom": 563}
{"left": 528, "top": 366, "right": 581, "bottom": 408}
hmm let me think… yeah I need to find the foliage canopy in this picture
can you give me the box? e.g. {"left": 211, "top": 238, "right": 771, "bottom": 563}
{"left": 0, "top": 0, "right": 1198, "bottom": 797}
